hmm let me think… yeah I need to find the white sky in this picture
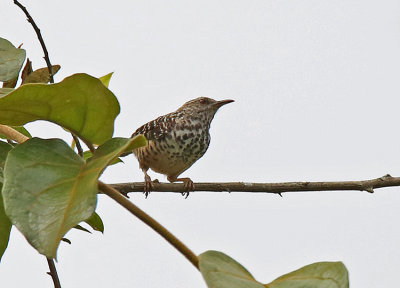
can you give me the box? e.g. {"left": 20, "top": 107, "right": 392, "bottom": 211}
{"left": 2, "top": 0, "right": 400, "bottom": 287}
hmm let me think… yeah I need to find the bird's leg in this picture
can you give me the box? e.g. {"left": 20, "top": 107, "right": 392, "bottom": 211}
{"left": 143, "top": 170, "right": 154, "bottom": 198}
{"left": 168, "top": 176, "right": 195, "bottom": 198}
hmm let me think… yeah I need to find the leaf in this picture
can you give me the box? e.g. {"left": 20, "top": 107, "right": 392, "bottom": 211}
{"left": 266, "top": 261, "right": 349, "bottom": 288}
{"left": 21, "top": 58, "right": 33, "bottom": 83}
{"left": 0, "top": 88, "right": 14, "bottom": 97}
{"left": 22, "top": 65, "right": 61, "bottom": 84}
{"left": 85, "top": 212, "right": 104, "bottom": 233}
{"left": 73, "top": 224, "right": 91, "bottom": 234}
{"left": 0, "top": 38, "right": 26, "bottom": 82}
{"left": 82, "top": 150, "right": 123, "bottom": 165}
{"left": 0, "top": 73, "right": 120, "bottom": 145}
{"left": 199, "top": 250, "right": 264, "bottom": 288}
{"left": 0, "top": 141, "right": 13, "bottom": 262}
{"left": 2, "top": 136, "right": 146, "bottom": 258}
{"left": 0, "top": 126, "right": 31, "bottom": 140}
{"left": 61, "top": 238, "right": 71, "bottom": 244}
{"left": 2, "top": 77, "right": 18, "bottom": 88}
{"left": 199, "top": 251, "right": 349, "bottom": 288}
{"left": 99, "top": 72, "right": 113, "bottom": 87}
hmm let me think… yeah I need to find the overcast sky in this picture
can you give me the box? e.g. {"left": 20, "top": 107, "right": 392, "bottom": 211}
{"left": 2, "top": 0, "right": 400, "bottom": 287}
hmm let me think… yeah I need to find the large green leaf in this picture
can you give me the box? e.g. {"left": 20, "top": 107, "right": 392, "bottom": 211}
{"left": 0, "top": 73, "right": 120, "bottom": 145}
{"left": 2, "top": 135, "right": 146, "bottom": 258}
{"left": 199, "top": 251, "right": 349, "bottom": 288}
{"left": 266, "top": 261, "right": 349, "bottom": 288}
{"left": 0, "top": 141, "right": 13, "bottom": 262}
{"left": 0, "top": 38, "right": 26, "bottom": 82}
{"left": 199, "top": 250, "right": 264, "bottom": 288}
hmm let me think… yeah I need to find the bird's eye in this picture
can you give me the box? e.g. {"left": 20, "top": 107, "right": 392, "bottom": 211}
{"left": 200, "top": 99, "right": 207, "bottom": 104}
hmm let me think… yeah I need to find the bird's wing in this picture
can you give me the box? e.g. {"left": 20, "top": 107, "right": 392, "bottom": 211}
{"left": 131, "top": 112, "right": 180, "bottom": 141}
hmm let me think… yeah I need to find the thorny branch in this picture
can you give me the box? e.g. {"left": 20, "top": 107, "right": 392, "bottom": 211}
{"left": 109, "top": 174, "right": 400, "bottom": 196}
{"left": 13, "top": 0, "right": 54, "bottom": 83}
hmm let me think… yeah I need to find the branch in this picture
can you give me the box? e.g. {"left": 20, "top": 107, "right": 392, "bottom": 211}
{"left": 0, "top": 124, "right": 29, "bottom": 143}
{"left": 46, "top": 258, "right": 62, "bottom": 288}
{"left": 14, "top": 0, "right": 54, "bottom": 83}
{"left": 109, "top": 174, "right": 399, "bottom": 195}
{"left": 71, "top": 133, "right": 84, "bottom": 157}
{"left": 98, "top": 181, "right": 199, "bottom": 269}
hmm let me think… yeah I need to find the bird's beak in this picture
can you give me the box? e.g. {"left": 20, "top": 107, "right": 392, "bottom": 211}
{"left": 214, "top": 99, "right": 234, "bottom": 108}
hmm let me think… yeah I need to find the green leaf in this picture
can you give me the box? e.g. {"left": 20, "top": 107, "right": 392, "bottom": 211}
{"left": 99, "top": 72, "right": 113, "bottom": 87}
{"left": 0, "top": 126, "right": 31, "bottom": 140}
{"left": 73, "top": 224, "right": 91, "bottom": 234}
{"left": 199, "top": 250, "right": 264, "bottom": 288}
{"left": 266, "top": 261, "right": 349, "bottom": 288}
{"left": 85, "top": 212, "right": 104, "bottom": 233}
{"left": 0, "top": 73, "right": 120, "bottom": 145}
{"left": 0, "top": 141, "right": 13, "bottom": 262}
{"left": 2, "top": 135, "right": 146, "bottom": 258}
{"left": 0, "top": 38, "right": 26, "bottom": 82}
{"left": 82, "top": 150, "right": 123, "bottom": 166}
{"left": 199, "top": 251, "right": 349, "bottom": 288}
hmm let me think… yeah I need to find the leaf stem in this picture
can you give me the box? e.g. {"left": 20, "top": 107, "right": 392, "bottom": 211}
{"left": 98, "top": 181, "right": 199, "bottom": 269}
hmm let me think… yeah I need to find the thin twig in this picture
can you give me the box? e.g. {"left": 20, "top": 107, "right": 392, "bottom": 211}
{"left": 46, "top": 258, "right": 62, "bottom": 288}
{"left": 98, "top": 181, "right": 199, "bottom": 269}
{"left": 0, "top": 124, "right": 29, "bottom": 143}
{"left": 86, "top": 142, "right": 96, "bottom": 153}
{"left": 14, "top": 0, "right": 54, "bottom": 83}
{"left": 71, "top": 133, "right": 84, "bottom": 157}
{"left": 109, "top": 174, "right": 399, "bottom": 195}
{"left": 14, "top": 0, "right": 91, "bottom": 157}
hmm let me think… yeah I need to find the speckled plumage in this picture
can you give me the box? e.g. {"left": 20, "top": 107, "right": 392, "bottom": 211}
{"left": 131, "top": 97, "right": 234, "bottom": 195}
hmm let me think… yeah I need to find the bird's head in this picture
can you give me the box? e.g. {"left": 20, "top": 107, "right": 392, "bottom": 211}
{"left": 176, "top": 97, "right": 234, "bottom": 123}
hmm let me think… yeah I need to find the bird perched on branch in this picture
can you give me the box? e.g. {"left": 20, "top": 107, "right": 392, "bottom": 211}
{"left": 131, "top": 97, "right": 234, "bottom": 197}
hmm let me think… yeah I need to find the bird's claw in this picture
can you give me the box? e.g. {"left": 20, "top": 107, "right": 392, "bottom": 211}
{"left": 182, "top": 179, "right": 195, "bottom": 199}
{"left": 144, "top": 174, "right": 154, "bottom": 198}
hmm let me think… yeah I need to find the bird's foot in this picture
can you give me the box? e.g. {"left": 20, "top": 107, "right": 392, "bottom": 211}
{"left": 144, "top": 174, "right": 154, "bottom": 198}
{"left": 178, "top": 178, "right": 195, "bottom": 199}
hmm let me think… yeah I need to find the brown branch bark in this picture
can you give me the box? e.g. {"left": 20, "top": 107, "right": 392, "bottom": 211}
{"left": 0, "top": 124, "right": 29, "bottom": 143}
{"left": 109, "top": 174, "right": 399, "bottom": 195}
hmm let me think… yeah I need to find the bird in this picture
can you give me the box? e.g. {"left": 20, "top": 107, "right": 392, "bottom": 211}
{"left": 131, "top": 97, "right": 234, "bottom": 197}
